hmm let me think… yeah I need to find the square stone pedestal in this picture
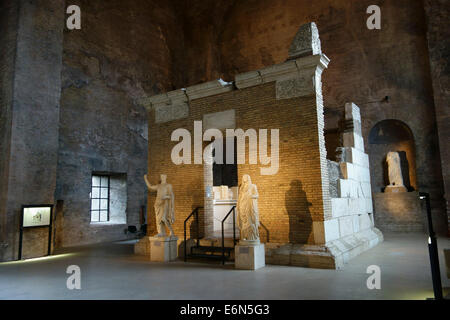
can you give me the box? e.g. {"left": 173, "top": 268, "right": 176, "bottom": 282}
{"left": 149, "top": 236, "right": 178, "bottom": 262}
{"left": 235, "top": 240, "right": 265, "bottom": 270}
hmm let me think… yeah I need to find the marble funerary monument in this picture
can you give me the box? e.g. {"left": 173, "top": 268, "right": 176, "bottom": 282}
{"left": 136, "top": 22, "right": 383, "bottom": 269}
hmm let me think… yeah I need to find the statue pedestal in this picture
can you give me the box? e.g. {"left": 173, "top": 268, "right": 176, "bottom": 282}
{"left": 235, "top": 240, "right": 265, "bottom": 270}
{"left": 149, "top": 235, "right": 178, "bottom": 262}
{"left": 373, "top": 191, "right": 425, "bottom": 232}
{"left": 134, "top": 236, "right": 151, "bottom": 257}
{"left": 385, "top": 185, "right": 407, "bottom": 193}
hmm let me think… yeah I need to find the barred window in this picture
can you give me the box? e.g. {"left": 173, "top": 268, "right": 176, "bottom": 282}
{"left": 90, "top": 175, "right": 110, "bottom": 222}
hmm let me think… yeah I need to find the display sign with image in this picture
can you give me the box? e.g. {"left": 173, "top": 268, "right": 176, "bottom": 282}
{"left": 23, "top": 206, "right": 52, "bottom": 227}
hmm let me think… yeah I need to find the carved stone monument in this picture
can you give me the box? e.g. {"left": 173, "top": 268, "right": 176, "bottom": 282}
{"left": 385, "top": 152, "right": 407, "bottom": 193}
{"left": 235, "top": 175, "right": 265, "bottom": 270}
{"left": 144, "top": 174, "right": 178, "bottom": 262}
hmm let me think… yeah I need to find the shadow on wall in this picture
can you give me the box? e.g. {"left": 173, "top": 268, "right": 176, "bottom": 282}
{"left": 285, "top": 180, "right": 313, "bottom": 243}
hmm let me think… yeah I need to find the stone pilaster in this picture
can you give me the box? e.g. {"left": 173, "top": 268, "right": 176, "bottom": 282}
{"left": 1, "top": 0, "right": 65, "bottom": 261}
{"left": 423, "top": 0, "right": 450, "bottom": 236}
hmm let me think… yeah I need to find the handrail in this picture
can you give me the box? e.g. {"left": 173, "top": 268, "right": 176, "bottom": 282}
{"left": 184, "top": 206, "right": 203, "bottom": 262}
{"left": 221, "top": 205, "right": 237, "bottom": 265}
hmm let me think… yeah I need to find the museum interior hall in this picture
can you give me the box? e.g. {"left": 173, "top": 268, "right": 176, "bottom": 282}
{"left": 0, "top": 0, "right": 449, "bottom": 300}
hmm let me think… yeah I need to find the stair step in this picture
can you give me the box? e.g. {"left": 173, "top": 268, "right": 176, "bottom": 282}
{"left": 198, "top": 238, "right": 237, "bottom": 247}
{"left": 192, "top": 246, "right": 234, "bottom": 253}
{"left": 187, "top": 253, "right": 232, "bottom": 260}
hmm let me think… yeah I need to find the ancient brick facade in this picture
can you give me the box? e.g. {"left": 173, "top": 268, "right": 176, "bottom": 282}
{"left": 142, "top": 25, "right": 382, "bottom": 268}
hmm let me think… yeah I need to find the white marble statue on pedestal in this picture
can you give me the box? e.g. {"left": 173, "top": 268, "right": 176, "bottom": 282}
{"left": 237, "top": 174, "right": 260, "bottom": 242}
{"left": 385, "top": 152, "right": 407, "bottom": 193}
{"left": 144, "top": 174, "right": 175, "bottom": 237}
{"left": 235, "top": 174, "right": 265, "bottom": 270}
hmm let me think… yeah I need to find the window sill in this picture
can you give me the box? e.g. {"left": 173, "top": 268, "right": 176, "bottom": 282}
{"left": 90, "top": 222, "right": 127, "bottom": 226}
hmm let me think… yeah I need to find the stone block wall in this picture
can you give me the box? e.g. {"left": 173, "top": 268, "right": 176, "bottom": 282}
{"left": 319, "top": 103, "right": 383, "bottom": 267}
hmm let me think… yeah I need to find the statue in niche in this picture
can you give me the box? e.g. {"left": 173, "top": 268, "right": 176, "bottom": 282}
{"left": 385, "top": 152, "right": 407, "bottom": 192}
{"left": 144, "top": 174, "right": 175, "bottom": 237}
{"left": 237, "top": 174, "right": 260, "bottom": 242}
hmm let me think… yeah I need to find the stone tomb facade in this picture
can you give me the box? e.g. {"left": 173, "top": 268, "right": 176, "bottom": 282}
{"left": 138, "top": 23, "right": 383, "bottom": 269}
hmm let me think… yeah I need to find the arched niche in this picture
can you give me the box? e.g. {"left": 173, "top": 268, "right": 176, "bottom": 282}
{"left": 368, "top": 119, "right": 417, "bottom": 192}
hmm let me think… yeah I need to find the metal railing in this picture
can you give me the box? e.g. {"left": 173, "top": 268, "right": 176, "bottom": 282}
{"left": 221, "top": 205, "right": 237, "bottom": 265}
{"left": 184, "top": 206, "right": 202, "bottom": 262}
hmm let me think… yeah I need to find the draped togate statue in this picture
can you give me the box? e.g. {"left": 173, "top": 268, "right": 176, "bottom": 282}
{"left": 144, "top": 174, "right": 175, "bottom": 237}
{"left": 385, "top": 152, "right": 407, "bottom": 193}
{"left": 237, "top": 174, "right": 260, "bottom": 242}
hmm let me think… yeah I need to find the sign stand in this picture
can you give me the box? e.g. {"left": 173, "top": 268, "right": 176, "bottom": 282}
{"left": 18, "top": 204, "right": 54, "bottom": 260}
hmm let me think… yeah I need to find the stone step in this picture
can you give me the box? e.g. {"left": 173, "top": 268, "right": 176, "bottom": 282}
{"left": 192, "top": 246, "right": 234, "bottom": 253}
{"left": 186, "top": 253, "right": 233, "bottom": 261}
{"left": 198, "top": 238, "right": 237, "bottom": 247}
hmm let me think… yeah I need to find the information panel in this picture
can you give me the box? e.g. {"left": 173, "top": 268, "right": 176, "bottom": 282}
{"left": 23, "top": 206, "right": 52, "bottom": 227}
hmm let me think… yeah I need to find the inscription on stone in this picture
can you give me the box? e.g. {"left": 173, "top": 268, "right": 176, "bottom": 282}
{"left": 240, "top": 247, "right": 249, "bottom": 254}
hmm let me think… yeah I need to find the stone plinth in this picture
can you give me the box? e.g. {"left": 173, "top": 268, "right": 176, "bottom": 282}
{"left": 385, "top": 185, "right": 407, "bottom": 193}
{"left": 266, "top": 228, "right": 383, "bottom": 269}
{"left": 235, "top": 240, "right": 265, "bottom": 270}
{"left": 373, "top": 191, "right": 425, "bottom": 232}
{"left": 149, "top": 236, "right": 178, "bottom": 262}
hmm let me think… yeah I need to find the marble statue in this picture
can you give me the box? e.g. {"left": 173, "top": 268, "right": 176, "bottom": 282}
{"left": 144, "top": 174, "right": 175, "bottom": 237}
{"left": 237, "top": 174, "right": 260, "bottom": 241}
{"left": 386, "top": 152, "right": 404, "bottom": 187}
{"left": 385, "top": 152, "right": 407, "bottom": 193}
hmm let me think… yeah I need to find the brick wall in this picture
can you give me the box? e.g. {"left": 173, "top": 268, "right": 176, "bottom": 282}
{"left": 0, "top": 0, "right": 65, "bottom": 261}
{"left": 147, "top": 82, "right": 327, "bottom": 244}
{"left": 424, "top": 0, "right": 450, "bottom": 236}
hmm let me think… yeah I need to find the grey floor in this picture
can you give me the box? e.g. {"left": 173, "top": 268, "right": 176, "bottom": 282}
{"left": 0, "top": 233, "right": 449, "bottom": 300}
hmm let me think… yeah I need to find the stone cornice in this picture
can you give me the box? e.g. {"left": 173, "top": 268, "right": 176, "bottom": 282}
{"left": 185, "top": 79, "right": 234, "bottom": 101}
{"left": 138, "top": 53, "right": 330, "bottom": 112}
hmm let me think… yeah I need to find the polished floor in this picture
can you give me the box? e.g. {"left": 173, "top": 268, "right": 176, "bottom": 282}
{"left": 0, "top": 233, "right": 449, "bottom": 300}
